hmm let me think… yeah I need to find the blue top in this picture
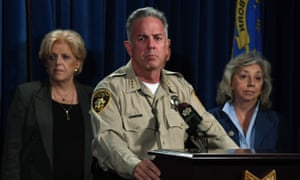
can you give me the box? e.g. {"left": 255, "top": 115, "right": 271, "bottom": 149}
{"left": 222, "top": 102, "right": 258, "bottom": 149}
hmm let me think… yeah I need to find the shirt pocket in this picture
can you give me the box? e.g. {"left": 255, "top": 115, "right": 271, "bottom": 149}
{"left": 123, "top": 112, "right": 157, "bottom": 133}
{"left": 164, "top": 111, "right": 188, "bottom": 148}
{"left": 166, "top": 111, "right": 188, "bottom": 130}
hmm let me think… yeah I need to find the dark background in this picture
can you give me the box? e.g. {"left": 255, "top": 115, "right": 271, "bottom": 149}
{"left": 1, "top": 0, "right": 299, "bottom": 171}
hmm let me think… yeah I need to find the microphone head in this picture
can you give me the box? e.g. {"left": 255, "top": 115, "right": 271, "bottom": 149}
{"left": 177, "top": 103, "right": 192, "bottom": 117}
{"left": 177, "top": 102, "right": 202, "bottom": 125}
{"left": 177, "top": 103, "right": 207, "bottom": 152}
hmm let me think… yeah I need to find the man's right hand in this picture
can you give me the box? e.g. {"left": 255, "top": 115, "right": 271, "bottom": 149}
{"left": 133, "top": 159, "right": 161, "bottom": 180}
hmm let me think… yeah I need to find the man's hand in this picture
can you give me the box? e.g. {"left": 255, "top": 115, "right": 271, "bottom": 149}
{"left": 133, "top": 159, "right": 161, "bottom": 180}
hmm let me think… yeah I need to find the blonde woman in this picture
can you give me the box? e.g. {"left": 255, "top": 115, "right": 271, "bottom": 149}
{"left": 1, "top": 29, "right": 95, "bottom": 180}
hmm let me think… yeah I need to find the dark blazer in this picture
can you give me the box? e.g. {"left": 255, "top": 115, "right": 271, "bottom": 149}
{"left": 208, "top": 106, "right": 291, "bottom": 152}
{"left": 1, "top": 80, "right": 94, "bottom": 180}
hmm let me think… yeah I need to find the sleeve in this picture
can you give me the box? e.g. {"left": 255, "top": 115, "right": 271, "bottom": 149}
{"left": 275, "top": 112, "right": 293, "bottom": 152}
{"left": 90, "top": 87, "right": 140, "bottom": 179}
{"left": 190, "top": 91, "right": 239, "bottom": 150}
{"left": 1, "top": 86, "right": 26, "bottom": 180}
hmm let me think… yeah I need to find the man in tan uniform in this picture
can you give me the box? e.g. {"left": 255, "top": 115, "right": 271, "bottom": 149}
{"left": 90, "top": 6, "right": 238, "bottom": 180}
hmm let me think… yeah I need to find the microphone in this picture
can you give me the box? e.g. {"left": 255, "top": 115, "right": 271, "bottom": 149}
{"left": 177, "top": 103, "right": 202, "bottom": 136}
{"left": 177, "top": 103, "right": 208, "bottom": 152}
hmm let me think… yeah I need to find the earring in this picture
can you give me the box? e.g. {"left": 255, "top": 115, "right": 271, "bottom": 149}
{"left": 74, "top": 68, "right": 79, "bottom": 72}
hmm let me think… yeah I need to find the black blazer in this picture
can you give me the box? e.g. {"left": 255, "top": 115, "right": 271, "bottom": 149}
{"left": 1, "top": 80, "right": 94, "bottom": 180}
{"left": 208, "top": 106, "right": 292, "bottom": 152}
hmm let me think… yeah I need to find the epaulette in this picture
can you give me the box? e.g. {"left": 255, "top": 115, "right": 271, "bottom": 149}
{"left": 163, "top": 69, "right": 184, "bottom": 78}
{"left": 109, "top": 71, "right": 126, "bottom": 77}
{"left": 104, "top": 66, "right": 127, "bottom": 79}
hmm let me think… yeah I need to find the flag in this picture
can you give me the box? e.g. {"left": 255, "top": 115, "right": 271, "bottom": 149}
{"left": 232, "top": 0, "right": 263, "bottom": 57}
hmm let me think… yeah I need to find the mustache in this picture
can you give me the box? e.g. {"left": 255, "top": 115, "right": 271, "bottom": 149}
{"left": 144, "top": 50, "right": 156, "bottom": 56}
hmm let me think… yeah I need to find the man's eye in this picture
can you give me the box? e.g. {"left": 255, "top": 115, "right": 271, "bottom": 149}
{"left": 155, "top": 36, "right": 162, "bottom": 41}
{"left": 138, "top": 36, "right": 145, "bottom": 41}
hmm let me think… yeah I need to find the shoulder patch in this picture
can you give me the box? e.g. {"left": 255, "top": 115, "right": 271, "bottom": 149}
{"left": 92, "top": 88, "right": 112, "bottom": 113}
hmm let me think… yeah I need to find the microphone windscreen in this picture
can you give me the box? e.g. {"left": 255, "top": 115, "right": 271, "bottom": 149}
{"left": 177, "top": 103, "right": 202, "bottom": 134}
{"left": 177, "top": 103, "right": 207, "bottom": 151}
{"left": 177, "top": 103, "right": 189, "bottom": 114}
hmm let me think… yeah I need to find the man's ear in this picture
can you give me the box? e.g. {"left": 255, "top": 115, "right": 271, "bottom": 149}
{"left": 166, "top": 39, "right": 171, "bottom": 61}
{"left": 124, "top": 40, "right": 132, "bottom": 57}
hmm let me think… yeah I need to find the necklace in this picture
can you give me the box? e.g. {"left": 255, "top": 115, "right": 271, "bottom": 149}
{"left": 53, "top": 88, "right": 75, "bottom": 120}
{"left": 63, "top": 104, "right": 72, "bottom": 121}
{"left": 64, "top": 91, "right": 74, "bottom": 120}
{"left": 54, "top": 88, "right": 73, "bottom": 102}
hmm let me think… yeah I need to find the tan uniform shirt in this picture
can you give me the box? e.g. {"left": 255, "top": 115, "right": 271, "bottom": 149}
{"left": 90, "top": 61, "right": 238, "bottom": 179}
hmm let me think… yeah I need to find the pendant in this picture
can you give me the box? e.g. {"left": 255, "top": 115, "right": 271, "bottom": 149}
{"left": 65, "top": 110, "right": 70, "bottom": 120}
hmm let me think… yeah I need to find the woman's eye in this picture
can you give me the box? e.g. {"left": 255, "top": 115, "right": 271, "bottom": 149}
{"left": 255, "top": 76, "right": 262, "bottom": 81}
{"left": 48, "top": 54, "right": 57, "bottom": 61}
{"left": 62, "top": 55, "right": 70, "bottom": 60}
{"left": 239, "top": 74, "right": 247, "bottom": 79}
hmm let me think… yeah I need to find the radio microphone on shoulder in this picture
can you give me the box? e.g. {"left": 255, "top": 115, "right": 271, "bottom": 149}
{"left": 177, "top": 102, "right": 208, "bottom": 152}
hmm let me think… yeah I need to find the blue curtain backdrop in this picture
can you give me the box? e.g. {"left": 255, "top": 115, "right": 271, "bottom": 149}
{"left": 0, "top": 0, "right": 299, "bottom": 157}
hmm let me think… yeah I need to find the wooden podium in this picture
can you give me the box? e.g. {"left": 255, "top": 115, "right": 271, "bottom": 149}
{"left": 149, "top": 149, "right": 300, "bottom": 180}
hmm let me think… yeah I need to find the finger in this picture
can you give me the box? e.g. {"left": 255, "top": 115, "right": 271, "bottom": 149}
{"left": 144, "top": 160, "right": 161, "bottom": 177}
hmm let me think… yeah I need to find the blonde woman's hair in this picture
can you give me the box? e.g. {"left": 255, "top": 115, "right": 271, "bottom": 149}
{"left": 38, "top": 29, "right": 87, "bottom": 75}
